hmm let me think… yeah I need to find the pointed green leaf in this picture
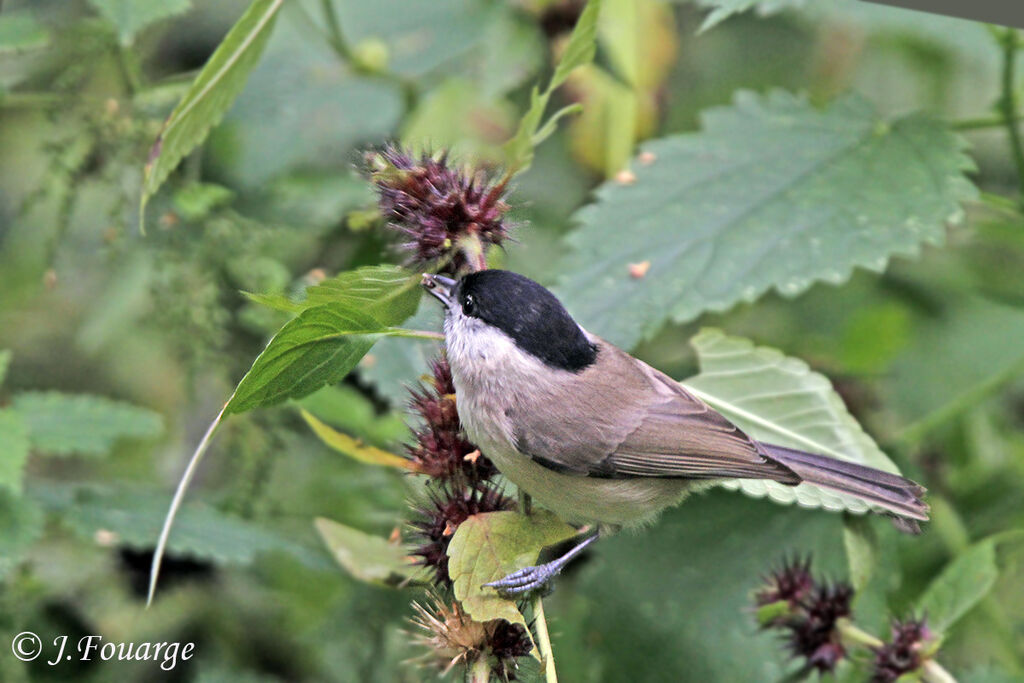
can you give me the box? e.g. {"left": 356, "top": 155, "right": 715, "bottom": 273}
{"left": 314, "top": 517, "right": 419, "bottom": 586}
{"left": 140, "top": 0, "right": 284, "bottom": 229}
{"left": 88, "top": 0, "right": 192, "bottom": 45}
{"left": 300, "top": 410, "right": 414, "bottom": 471}
{"left": 246, "top": 265, "right": 421, "bottom": 319}
{"left": 549, "top": 0, "right": 602, "bottom": 90}
{"left": 12, "top": 392, "right": 163, "bottom": 457}
{"left": 556, "top": 90, "right": 977, "bottom": 350}
{"left": 0, "top": 410, "right": 30, "bottom": 495}
{"left": 226, "top": 304, "right": 385, "bottom": 414}
{"left": 448, "top": 511, "right": 577, "bottom": 628}
{"left": 683, "top": 329, "right": 903, "bottom": 515}
{"left": 918, "top": 536, "right": 1004, "bottom": 634}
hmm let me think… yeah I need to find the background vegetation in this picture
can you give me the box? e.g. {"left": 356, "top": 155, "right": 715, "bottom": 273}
{"left": 1, "top": 0, "right": 1023, "bottom": 680}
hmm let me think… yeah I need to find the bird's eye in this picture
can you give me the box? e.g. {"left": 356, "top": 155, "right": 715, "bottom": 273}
{"left": 462, "top": 294, "right": 477, "bottom": 317}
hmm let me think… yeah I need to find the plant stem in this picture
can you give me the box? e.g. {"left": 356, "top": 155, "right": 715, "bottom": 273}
{"left": 467, "top": 656, "right": 491, "bottom": 683}
{"left": 533, "top": 595, "right": 558, "bottom": 683}
{"left": 999, "top": 28, "right": 1024, "bottom": 206}
{"left": 952, "top": 114, "right": 1024, "bottom": 131}
{"left": 319, "top": 0, "right": 355, "bottom": 62}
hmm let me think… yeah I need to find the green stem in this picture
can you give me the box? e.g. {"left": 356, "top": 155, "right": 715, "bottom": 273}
{"left": 319, "top": 0, "right": 355, "bottom": 62}
{"left": 116, "top": 45, "right": 142, "bottom": 95}
{"left": 976, "top": 191, "right": 1024, "bottom": 216}
{"left": 999, "top": 28, "right": 1024, "bottom": 206}
{"left": 533, "top": 596, "right": 558, "bottom": 683}
{"left": 466, "top": 656, "right": 491, "bottom": 683}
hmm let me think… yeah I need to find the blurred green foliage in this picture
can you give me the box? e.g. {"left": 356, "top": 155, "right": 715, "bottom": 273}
{"left": 1, "top": 0, "right": 1024, "bottom": 681}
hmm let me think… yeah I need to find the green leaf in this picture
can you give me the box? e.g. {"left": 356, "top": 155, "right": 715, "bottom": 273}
{"left": 297, "top": 384, "right": 408, "bottom": 446}
{"left": 38, "top": 484, "right": 332, "bottom": 571}
{"left": 172, "top": 182, "right": 235, "bottom": 221}
{"left": 0, "top": 11, "right": 50, "bottom": 53}
{"left": 0, "top": 491, "right": 44, "bottom": 578}
{"left": 843, "top": 515, "right": 878, "bottom": 593}
{"left": 357, "top": 300, "right": 442, "bottom": 406}
{"left": 314, "top": 517, "right": 419, "bottom": 586}
{"left": 0, "top": 350, "right": 10, "bottom": 387}
{"left": 11, "top": 392, "right": 163, "bottom": 457}
{"left": 0, "top": 410, "right": 30, "bottom": 495}
{"left": 688, "top": 0, "right": 808, "bottom": 31}
{"left": 140, "top": 0, "right": 284, "bottom": 230}
{"left": 683, "top": 329, "right": 902, "bottom": 515}
{"left": 549, "top": 0, "right": 603, "bottom": 91}
{"left": 556, "top": 91, "right": 977, "bottom": 350}
{"left": 246, "top": 265, "right": 421, "bottom": 320}
{"left": 918, "top": 536, "right": 1001, "bottom": 634}
{"left": 448, "top": 511, "right": 577, "bottom": 628}
{"left": 225, "top": 305, "right": 386, "bottom": 414}
{"left": 532, "top": 103, "right": 584, "bottom": 146}
{"left": 502, "top": 0, "right": 601, "bottom": 175}
{"left": 88, "top": 0, "right": 191, "bottom": 45}
{"left": 300, "top": 410, "right": 414, "bottom": 471}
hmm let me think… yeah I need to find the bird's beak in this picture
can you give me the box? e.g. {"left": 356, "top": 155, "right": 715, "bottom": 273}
{"left": 421, "top": 273, "right": 456, "bottom": 308}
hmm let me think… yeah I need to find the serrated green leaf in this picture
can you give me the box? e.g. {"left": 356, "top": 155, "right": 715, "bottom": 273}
{"left": 448, "top": 511, "right": 577, "bottom": 628}
{"left": 682, "top": 329, "right": 902, "bottom": 515}
{"left": 550, "top": 0, "right": 602, "bottom": 90}
{"left": 357, "top": 300, "right": 442, "bottom": 406}
{"left": 300, "top": 410, "right": 414, "bottom": 471}
{"left": 226, "top": 305, "right": 384, "bottom": 414}
{"left": 140, "top": 0, "right": 283, "bottom": 230}
{"left": 843, "top": 515, "right": 878, "bottom": 593}
{"left": 246, "top": 265, "right": 421, "bottom": 319}
{"left": 918, "top": 537, "right": 1000, "bottom": 634}
{"left": 36, "top": 483, "right": 332, "bottom": 570}
{"left": 0, "top": 11, "right": 50, "bottom": 53}
{"left": 0, "top": 350, "right": 10, "bottom": 387}
{"left": 314, "top": 517, "right": 420, "bottom": 586}
{"left": 556, "top": 90, "right": 977, "bottom": 350}
{"left": 88, "top": 0, "right": 191, "bottom": 45}
{"left": 0, "top": 490, "right": 44, "bottom": 578}
{"left": 12, "top": 392, "right": 163, "bottom": 457}
{"left": 0, "top": 410, "right": 30, "bottom": 495}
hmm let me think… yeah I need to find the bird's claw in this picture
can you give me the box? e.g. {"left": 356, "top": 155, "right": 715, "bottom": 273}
{"left": 483, "top": 563, "right": 559, "bottom": 597}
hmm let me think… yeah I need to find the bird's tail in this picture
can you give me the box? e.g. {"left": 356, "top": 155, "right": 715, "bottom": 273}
{"left": 758, "top": 442, "right": 929, "bottom": 534}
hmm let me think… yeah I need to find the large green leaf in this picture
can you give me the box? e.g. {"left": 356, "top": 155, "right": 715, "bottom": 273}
{"left": 0, "top": 410, "right": 30, "bottom": 495}
{"left": 918, "top": 536, "right": 1007, "bottom": 634}
{"left": 246, "top": 265, "right": 421, "bottom": 319}
{"left": 682, "top": 329, "right": 902, "bottom": 514}
{"left": 226, "top": 305, "right": 386, "bottom": 414}
{"left": 140, "top": 0, "right": 284, "bottom": 227}
{"left": 556, "top": 90, "right": 976, "bottom": 350}
{"left": 88, "top": 0, "right": 191, "bottom": 45}
{"left": 0, "top": 491, "right": 43, "bottom": 578}
{"left": 12, "top": 392, "right": 163, "bottom": 457}
{"left": 447, "top": 511, "right": 577, "bottom": 628}
{"left": 37, "top": 484, "right": 332, "bottom": 571}
{"left": 314, "top": 517, "right": 420, "bottom": 586}
{"left": 357, "top": 299, "right": 443, "bottom": 406}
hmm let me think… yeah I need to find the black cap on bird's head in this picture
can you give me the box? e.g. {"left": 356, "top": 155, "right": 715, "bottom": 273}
{"left": 422, "top": 270, "right": 598, "bottom": 372}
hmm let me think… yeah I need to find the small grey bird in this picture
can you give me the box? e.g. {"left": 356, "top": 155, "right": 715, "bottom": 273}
{"left": 422, "top": 270, "right": 928, "bottom": 595}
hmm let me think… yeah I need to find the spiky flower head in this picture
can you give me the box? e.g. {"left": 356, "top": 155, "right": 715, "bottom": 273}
{"left": 410, "top": 594, "right": 532, "bottom": 678}
{"left": 870, "top": 618, "right": 935, "bottom": 683}
{"left": 366, "top": 146, "right": 511, "bottom": 274}
{"left": 754, "top": 556, "right": 853, "bottom": 674}
{"left": 408, "top": 482, "right": 513, "bottom": 586}
{"left": 406, "top": 354, "right": 498, "bottom": 482}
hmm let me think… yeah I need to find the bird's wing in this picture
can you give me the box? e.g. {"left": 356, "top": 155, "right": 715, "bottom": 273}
{"left": 511, "top": 342, "right": 798, "bottom": 483}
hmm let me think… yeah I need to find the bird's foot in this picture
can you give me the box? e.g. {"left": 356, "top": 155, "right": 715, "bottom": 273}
{"left": 484, "top": 562, "right": 560, "bottom": 597}
{"left": 483, "top": 533, "right": 599, "bottom": 598}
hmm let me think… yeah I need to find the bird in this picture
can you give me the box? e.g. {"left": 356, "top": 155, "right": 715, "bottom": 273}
{"left": 421, "top": 269, "right": 928, "bottom": 595}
